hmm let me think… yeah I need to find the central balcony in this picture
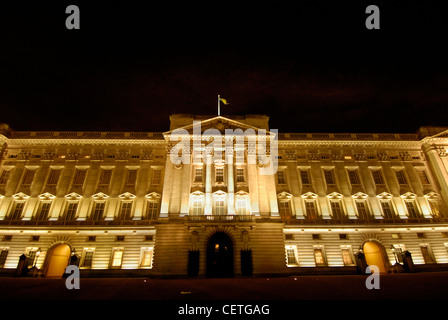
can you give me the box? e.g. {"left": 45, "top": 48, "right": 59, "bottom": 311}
{"left": 184, "top": 215, "right": 255, "bottom": 223}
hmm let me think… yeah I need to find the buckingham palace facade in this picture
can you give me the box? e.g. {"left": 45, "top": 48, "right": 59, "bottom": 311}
{"left": 1, "top": 114, "right": 448, "bottom": 278}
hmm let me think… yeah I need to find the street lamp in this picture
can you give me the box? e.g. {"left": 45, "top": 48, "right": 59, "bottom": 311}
{"left": 34, "top": 248, "right": 42, "bottom": 268}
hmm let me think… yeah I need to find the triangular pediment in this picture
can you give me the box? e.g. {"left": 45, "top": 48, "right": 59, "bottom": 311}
{"left": 163, "top": 116, "right": 275, "bottom": 139}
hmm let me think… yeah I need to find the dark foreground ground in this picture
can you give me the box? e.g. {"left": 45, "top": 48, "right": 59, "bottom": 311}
{"left": 2, "top": 273, "right": 447, "bottom": 318}
{"left": 1, "top": 272, "right": 447, "bottom": 300}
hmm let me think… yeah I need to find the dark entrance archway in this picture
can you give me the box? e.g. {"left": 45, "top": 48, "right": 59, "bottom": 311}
{"left": 206, "top": 232, "right": 234, "bottom": 278}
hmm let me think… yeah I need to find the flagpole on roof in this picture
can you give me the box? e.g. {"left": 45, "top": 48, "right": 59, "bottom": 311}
{"left": 217, "top": 94, "right": 221, "bottom": 116}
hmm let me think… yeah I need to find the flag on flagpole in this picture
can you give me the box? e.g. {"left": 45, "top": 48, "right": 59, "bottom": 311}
{"left": 217, "top": 94, "right": 229, "bottom": 116}
{"left": 220, "top": 97, "right": 229, "bottom": 105}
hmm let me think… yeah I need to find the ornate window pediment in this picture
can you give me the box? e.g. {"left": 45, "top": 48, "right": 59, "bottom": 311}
{"left": 352, "top": 192, "right": 368, "bottom": 200}
{"left": 38, "top": 192, "right": 56, "bottom": 201}
{"left": 302, "top": 191, "right": 318, "bottom": 200}
{"left": 377, "top": 192, "right": 393, "bottom": 199}
{"left": 92, "top": 192, "right": 109, "bottom": 201}
{"left": 119, "top": 192, "right": 136, "bottom": 200}
{"left": 401, "top": 192, "right": 417, "bottom": 200}
{"left": 327, "top": 192, "right": 343, "bottom": 200}
{"left": 65, "top": 192, "right": 82, "bottom": 201}
{"left": 12, "top": 192, "right": 29, "bottom": 201}
{"left": 278, "top": 191, "right": 293, "bottom": 199}
{"left": 146, "top": 192, "right": 161, "bottom": 200}
{"left": 424, "top": 191, "right": 439, "bottom": 200}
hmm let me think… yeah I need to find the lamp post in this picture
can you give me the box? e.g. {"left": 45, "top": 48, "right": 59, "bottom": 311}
{"left": 34, "top": 248, "right": 41, "bottom": 268}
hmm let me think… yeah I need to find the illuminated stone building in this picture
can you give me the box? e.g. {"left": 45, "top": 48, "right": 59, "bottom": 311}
{"left": 1, "top": 115, "right": 448, "bottom": 277}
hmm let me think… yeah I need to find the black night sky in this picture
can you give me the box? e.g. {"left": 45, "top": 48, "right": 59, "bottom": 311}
{"left": 1, "top": 1, "right": 448, "bottom": 134}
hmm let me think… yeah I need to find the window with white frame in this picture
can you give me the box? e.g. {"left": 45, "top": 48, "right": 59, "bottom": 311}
{"left": 214, "top": 199, "right": 225, "bottom": 215}
{"left": 341, "top": 246, "right": 355, "bottom": 266}
{"left": 353, "top": 192, "right": 370, "bottom": 219}
{"left": 119, "top": 202, "right": 132, "bottom": 220}
{"left": 80, "top": 248, "right": 95, "bottom": 268}
{"left": 190, "top": 191, "right": 204, "bottom": 216}
{"left": 377, "top": 192, "right": 395, "bottom": 219}
{"left": 302, "top": 192, "right": 319, "bottom": 219}
{"left": 35, "top": 193, "right": 55, "bottom": 221}
{"left": 91, "top": 193, "right": 109, "bottom": 220}
{"left": 235, "top": 197, "right": 248, "bottom": 215}
{"left": 110, "top": 248, "right": 124, "bottom": 268}
{"left": 313, "top": 246, "right": 327, "bottom": 266}
{"left": 140, "top": 247, "right": 154, "bottom": 268}
{"left": 277, "top": 170, "right": 286, "bottom": 184}
{"left": 215, "top": 167, "right": 224, "bottom": 183}
{"left": 279, "top": 201, "right": 292, "bottom": 220}
{"left": 285, "top": 245, "right": 299, "bottom": 266}
{"left": 420, "top": 244, "right": 436, "bottom": 264}
{"left": 151, "top": 169, "right": 162, "bottom": 185}
{"left": 328, "top": 192, "right": 344, "bottom": 219}
{"left": 402, "top": 193, "right": 420, "bottom": 218}
{"left": 64, "top": 193, "right": 82, "bottom": 221}
{"left": 145, "top": 193, "right": 161, "bottom": 219}
{"left": 425, "top": 192, "right": 442, "bottom": 218}
{"left": 8, "top": 199, "right": 26, "bottom": 220}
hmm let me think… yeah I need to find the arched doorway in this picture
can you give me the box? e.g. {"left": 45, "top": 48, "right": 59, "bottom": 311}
{"left": 206, "top": 232, "right": 234, "bottom": 278}
{"left": 363, "top": 241, "right": 387, "bottom": 273}
{"left": 46, "top": 244, "right": 71, "bottom": 278}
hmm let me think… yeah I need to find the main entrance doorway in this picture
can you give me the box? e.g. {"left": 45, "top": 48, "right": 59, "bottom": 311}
{"left": 46, "top": 244, "right": 71, "bottom": 278}
{"left": 206, "top": 232, "right": 234, "bottom": 278}
{"left": 363, "top": 241, "right": 387, "bottom": 273}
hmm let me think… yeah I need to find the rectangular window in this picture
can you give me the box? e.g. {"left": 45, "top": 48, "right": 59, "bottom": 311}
{"left": 355, "top": 201, "right": 370, "bottom": 219}
{"left": 236, "top": 168, "right": 245, "bottom": 183}
{"left": 194, "top": 168, "right": 203, "bottom": 183}
{"left": 372, "top": 170, "right": 384, "bottom": 185}
{"left": 92, "top": 202, "right": 105, "bottom": 220}
{"left": 313, "top": 247, "right": 326, "bottom": 266}
{"left": 395, "top": 170, "right": 408, "bottom": 185}
{"left": 111, "top": 249, "right": 124, "bottom": 268}
{"left": 9, "top": 202, "right": 25, "bottom": 220}
{"left": 279, "top": 201, "right": 292, "bottom": 219}
{"left": 215, "top": 199, "right": 225, "bottom": 215}
{"left": 324, "top": 170, "right": 335, "bottom": 185}
{"left": 192, "top": 199, "right": 203, "bottom": 216}
{"left": 277, "top": 171, "right": 286, "bottom": 184}
{"left": 125, "top": 169, "right": 137, "bottom": 186}
{"left": 140, "top": 248, "right": 154, "bottom": 268}
{"left": 119, "top": 202, "right": 132, "bottom": 220}
{"left": 65, "top": 202, "right": 78, "bottom": 221}
{"left": 305, "top": 201, "right": 317, "bottom": 219}
{"left": 300, "top": 170, "right": 311, "bottom": 185}
{"left": 381, "top": 201, "right": 395, "bottom": 219}
{"left": 99, "top": 169, "right": 112, "bottom": 186}
{"left": 215, "top": 168, "right": 224, "bottom": 183}
{"left": 73, "top": 169, "right": 87, "bottom": 187}
{"left": 417, "top": 170, "right": 430, "bottom": 185}
{"left": 152, "top": 169, "right": 161, "bottom": 185}
{"left": 22, "top": 169, "right": 36, "bottom": 186}
{"left": 146, "top": 202, "right": 159, "bottom": 219}
{"left": 348, "top": 170, "right": 360, "bottom": 185}
{"left": 47, "top": 169, "right": 61, "bottom": 186}
{"left": 341, "top": 246, "right": 354, "bottom": 266}
{"left": 285, "top": 246, "right": 299, "bottom": 266}
{"left": 330, "top": 201, "right": 343, "bottom": 219}
{"left": 0, "top": 170, "right": 10, "bottom": 185}
{"left": 235, "top": 198, "right": 248, "bottom": 215}
{"left": 428, "top": 200, "right": 441, "bottom": 217}
{"left": 405, "top": 201, "right": 419, "bottom": 218}
{"left": 35, "top": 202, "right": 51, "bottom": 221}
{"left": 81, "top": 249, "right": 94, "bottom": 268}
{"left": 420, "top": 244, "right": 436, "bottom": 264}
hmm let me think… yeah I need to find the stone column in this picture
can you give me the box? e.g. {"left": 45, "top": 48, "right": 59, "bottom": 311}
{"left": 423, "top": 143, "right": 448, "bottom": 208}
{"left": 226, "top": 147, "right": 235, "bottom": 214}
{"left": 204, "top": 147, "right": 213, "bottom": 215}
